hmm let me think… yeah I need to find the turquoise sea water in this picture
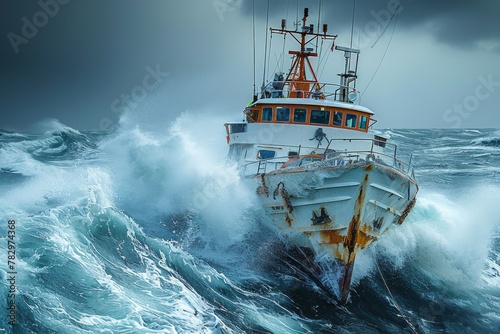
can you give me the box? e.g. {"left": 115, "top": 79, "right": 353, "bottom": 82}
{"left": 1, "top": 119, "right": 499, "bottom": 333}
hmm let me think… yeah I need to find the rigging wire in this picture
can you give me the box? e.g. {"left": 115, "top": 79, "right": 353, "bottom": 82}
{"left": 318, "top": 42, "right": 332, "bottom": 79}
{"left": 316, "top": 0, "right": 322, "bottom": 51}
{"left": 261, "top": 0, "right": 271, "bottom": 92}
{"left": 266, "top": 32, "right": 273, "bottom": 84}
{"left": 296, "top": 0, "right": 299, "bottom": 31}
{"left": 371, "top": 5, "right": 400, "bottom": 48}
{"left": 280, "top": 0, "right": 290, "bottom": 74}
{"left": 278, "top": 50, "right": 285, "bottom": 79}
{"left": 316, "top": 38, "right": 325, "bottom": 76}
{"left": 360, "top": 11, "right": 398, "bottom": 100}
{"left": 375, "top": 257, "right": 421, "bottom": 334}
{"left": 252, "top": 0, "right": 256, "bottom": 99}
{"left": 315, "top": 0, "right": 324, "bottom": 75}
{"left": 272, "top": 52, "right": 283, "bottom": 80}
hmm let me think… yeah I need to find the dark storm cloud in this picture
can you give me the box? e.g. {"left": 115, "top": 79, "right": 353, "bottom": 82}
{"left": 0, "top": 0, "right": 234, "bottom": 130}
{"left": 241, "top": 0, "right": 500, "bottom": 51}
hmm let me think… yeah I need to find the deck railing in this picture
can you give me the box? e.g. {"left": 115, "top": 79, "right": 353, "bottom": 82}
{"left": 324, "top": 138, "right": 415, "bottom": 178}
{"left": 242, "top": 138, "right": 416, "bottom": 179}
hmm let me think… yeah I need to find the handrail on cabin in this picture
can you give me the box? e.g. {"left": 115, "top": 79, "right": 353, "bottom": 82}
{"left": 261, "top": 80, "right": 360, "bottom": 103}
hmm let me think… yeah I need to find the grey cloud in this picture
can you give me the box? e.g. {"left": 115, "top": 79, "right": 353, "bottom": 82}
{"left": 0, "top": 0, "right": 238, "bottom": 130}
{"left": 240, "top": 0, "right": 500, "bottom": 51}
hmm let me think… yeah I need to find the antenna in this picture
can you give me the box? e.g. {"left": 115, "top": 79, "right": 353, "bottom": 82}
{"left": 280, "top": 0, "right": 291, "bottom": 74}
{"left": 261, "top": 0, "right": 270, "bottom": 95}
{"left": 350, "top": 0, "right": 356, "bottom": 49}
{"left": 316, "top": 0, "right": 322, "bottom": 51}
{"left": 335, "top": 45, "right": 360, "bottom": 102}
{"left": 295, "top": 0, "right": 299, "bottom": 31}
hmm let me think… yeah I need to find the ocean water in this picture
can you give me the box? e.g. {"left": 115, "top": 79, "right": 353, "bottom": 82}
{"left": 1, "top": 115, "right": 499, "bottom": 333}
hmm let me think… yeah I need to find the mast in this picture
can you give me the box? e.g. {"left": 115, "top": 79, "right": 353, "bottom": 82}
{"left": 263, "top": 7, "right": 361, "bottom": 104}
{"left": 270, "top": 8, "right": 336, "bottom": 99}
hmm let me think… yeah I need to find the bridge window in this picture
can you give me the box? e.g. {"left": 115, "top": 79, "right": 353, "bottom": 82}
{"left": 333, "top": 111, "right": 343, "bottom": 127}
{"left": 310, "top": 109, "right": 330, "bottom": 125}
{"left": 345, "top": 113, "right": 358, "bottom": 128}
{"left": 257, "top": 150, "right": 276, "bottom": 159}
{"left": 262, "top": 107, "right": 273, "bottom": 122}
{"left": 246, "top": 109, "right": 259, "bottom": 123}
{"left": 293, "top": 108, "right": 307, "bottom": 123}
{"left": 276, "top": 107, "right": 290, "bottom": 122}
{"left": 359, "top": 115, "right": 368, "bottom": 130}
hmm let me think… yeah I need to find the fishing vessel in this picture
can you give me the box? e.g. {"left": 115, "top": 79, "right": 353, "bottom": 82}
{"left": 224, "top": 8, "right": 418, "bottom": 303}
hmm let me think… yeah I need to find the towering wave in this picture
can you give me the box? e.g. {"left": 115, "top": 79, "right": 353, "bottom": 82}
{"left": 0, "top": 116, "right": 499, "bottom": 333}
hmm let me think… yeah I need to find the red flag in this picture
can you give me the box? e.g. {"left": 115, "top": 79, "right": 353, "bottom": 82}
{"left": 330, "top": 40, "right": 335, "bottom": 52}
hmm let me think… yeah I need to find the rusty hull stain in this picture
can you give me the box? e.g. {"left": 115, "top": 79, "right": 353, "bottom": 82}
{"left": 280, "top": 186, "right": 294, "bottom": 213}
{"left": 398, "top": 197, "right": 416, "bottom": 225}
{"left": 257, "top": 174, "right": 269, "bottom": 197}
{"left": 339, "top": 173, "right": 369, "bottom": 302}
{"left": 357, "top": 225, "right": 376, "bottom": 248}
{"left": 344, "top": 174, "right": 369, "bottom": 258}
{"left": 318, "top": 230, "right": 345, "bottom": 244}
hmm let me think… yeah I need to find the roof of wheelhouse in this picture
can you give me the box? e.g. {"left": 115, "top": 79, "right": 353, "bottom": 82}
{"left": 249, "top": 98, "right": 375, "bottom": 115}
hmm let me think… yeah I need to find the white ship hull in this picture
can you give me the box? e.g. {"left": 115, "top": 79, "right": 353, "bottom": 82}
{"left": 249, "top": 158, "right": 418, "bottom": 302}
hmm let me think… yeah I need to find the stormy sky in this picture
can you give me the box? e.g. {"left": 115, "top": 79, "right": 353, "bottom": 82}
{"left": 1, "top": 0, "right": 499, "bottom": 131}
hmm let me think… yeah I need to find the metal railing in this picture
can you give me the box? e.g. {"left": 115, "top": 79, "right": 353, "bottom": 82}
{"left": 242, "top": 138, "right": 416, "bottom": 179}
{"left": 323, "top": 138, "right": 416, "bottom": 178}
{"left": 242, "top": 155, "right": 290, "bottom": 175}
{"left": 261, "top": 81, "right": 359, "bottom": 103}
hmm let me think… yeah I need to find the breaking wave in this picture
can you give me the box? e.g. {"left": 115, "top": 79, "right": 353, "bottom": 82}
{"left": 0, "top": 115, "right": 499, "bottom": 333}
{"left": 472, "top": 130, "right": 500, "bottom": 147}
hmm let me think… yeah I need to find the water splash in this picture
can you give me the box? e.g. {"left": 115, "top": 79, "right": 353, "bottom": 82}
{"left": 99, "top": 110, "right": 259, "bottom": 253}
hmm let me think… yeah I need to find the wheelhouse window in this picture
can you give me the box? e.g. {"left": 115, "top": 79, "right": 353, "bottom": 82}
{"left": 246, "top": 109, "right": 259, "bottom": 123}
{"left": 276, "top": 107, "right": 290, "bottom": 122}
{"left": 333, "top": 111, "right": 343, "bottom": 127}
{"left": 310, "top": 109, "right": 330, "bottom": 125}
{"left": 359, "top": 115, "right": 368, "bottom": 130}
{"left": 293, "top": 108, "right": 307, "bottom": 123}
{"left": 262, "top": 107, "right": 273, "bottom": 122}
{"left": 345, "top": 113, "right": 358, "bottom": 128}
{"left": 257, "top": 150, "right": 276, "bottom": 159}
